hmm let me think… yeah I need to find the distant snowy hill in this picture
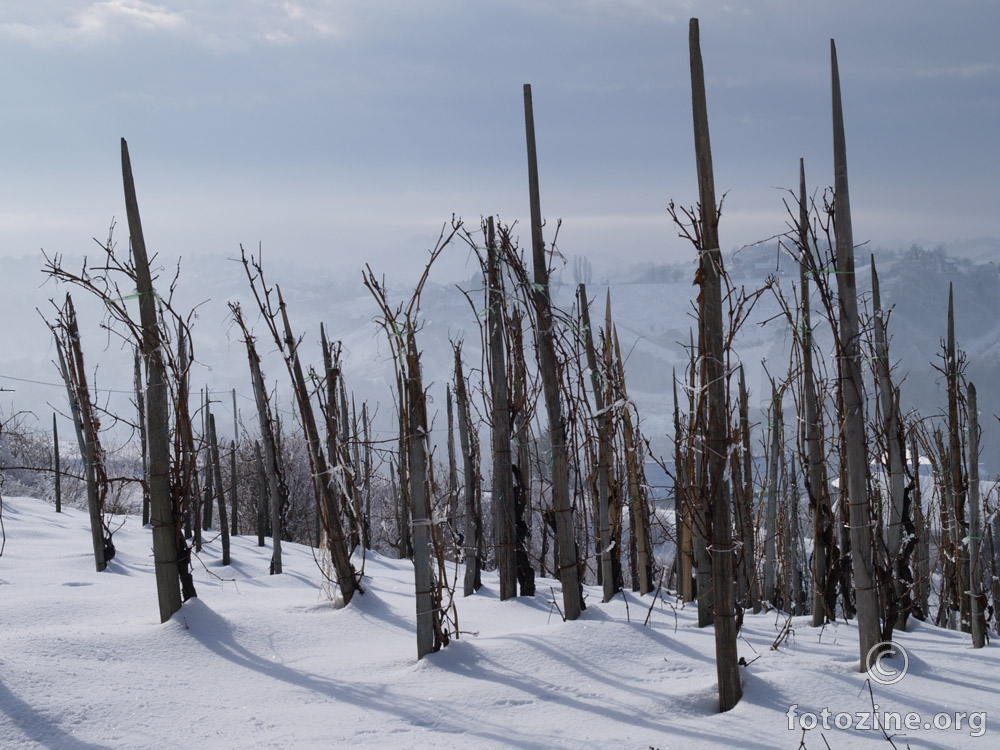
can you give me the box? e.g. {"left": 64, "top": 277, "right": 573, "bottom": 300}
{"left": 1, "top": 242, "right": 999, "bottom": 470}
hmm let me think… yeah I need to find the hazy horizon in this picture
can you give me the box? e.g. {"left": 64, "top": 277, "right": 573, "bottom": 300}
{"left": 1, "top": 1, "right": 997, "bottom": 282}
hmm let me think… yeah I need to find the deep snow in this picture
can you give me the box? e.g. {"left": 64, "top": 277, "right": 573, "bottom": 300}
{"left": 1, "top": 495, "right": 997, "bottom": 749}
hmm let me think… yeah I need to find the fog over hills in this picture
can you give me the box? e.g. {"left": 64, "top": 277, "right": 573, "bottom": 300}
{"left": 1, "top": 240, "right": 998, "bottom": 475}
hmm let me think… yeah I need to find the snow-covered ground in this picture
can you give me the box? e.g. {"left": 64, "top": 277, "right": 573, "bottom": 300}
{"left": 1, "top": 496, "right": 996, "bottom": 749}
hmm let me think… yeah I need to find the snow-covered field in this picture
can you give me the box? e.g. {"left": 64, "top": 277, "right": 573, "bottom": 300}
{"left": 1, "top": 495, "right": 996, "bottom": 749}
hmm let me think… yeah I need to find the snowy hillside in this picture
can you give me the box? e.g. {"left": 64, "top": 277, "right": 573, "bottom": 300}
{"left": 2, "top": 495, "right": 996, "bottom": 749}
{"left": 4, "top": 241, "right": 1000, "bottom": 466}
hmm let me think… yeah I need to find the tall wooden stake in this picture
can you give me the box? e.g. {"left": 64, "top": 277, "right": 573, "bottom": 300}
{"left": 231, "top": 389, "right": 239, "bottom": 537}
{"left": 830, "top": 41, "right": 880, "bottom": 667}
{"left": 688, "top": 18, "right": 740, "bottom": 711}
{"left": 404, "top": 335, "right": 439, "bottom": 659}
{"left": 53, "top": 413, "right": 62, "bottom": 514}
{"left": 51, "top": 298, "right": 106, "bottom": 572}
{"left": 579, "top": 283, "right": 615, "bottom": 602}
{"left": 612, "top": 312, "right": 653, "bottom": 595}
{"left": 967, "top": 382, "right": 985, "bottom": 647}
{"left": 736, "top": 366, "right": 759, "bottom": 612}
{"left": 945, "top": 285, "right": 970, "bottom": 631}
{"left": 764, "top": 381, "right": 781, "bottom": 606}
{"left": 275, "top": 287, "right": 356, "bottom": 601}
{"left": 673, "top": 370, "right": 693, "bottom": 602}
{"left": 871, "top": 256, "right": 906, "bottom": 632}
{"left": 455, "top": 346, "right": 481, "bottom": 596}
{"left": 122, "top": 138, "right": 186, "bottom": 621}
{"left": 134, "top": 349, "right": 150, "bottom": 527}
{"left": 799, "top": 160, "right": 834, "bottom": 627}
{"left": 523, "top": 82, "right": 582, "bottom": 620}
{"left": 208, "top": 412, "right": 230, "bottom": 565}
{"left": 232, "top": 305, "right": 283, "bottom": 573}
{"left": 488, "top": 217, "right": 517, "bottom": 599}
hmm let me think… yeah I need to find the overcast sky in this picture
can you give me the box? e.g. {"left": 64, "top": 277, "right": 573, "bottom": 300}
{"left": 1, "top": 0, "right": 997, "bottom": 282}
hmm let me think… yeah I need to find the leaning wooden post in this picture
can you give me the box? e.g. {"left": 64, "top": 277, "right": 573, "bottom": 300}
{"left": 829, "top": 41, "right": 880, "bottom": 667}
{"left": 611, "top": 315, "right": 653, "bottom": 595}
{"left": 234, "top": 307, "right": 284, "bottom": 572}
{"left": 446, "top": 385, "right": 458, "bottom": 533}
{"left": 319, "top": 324, "right": 349, "bottom": 549}
{"left": 134, "top": 348, "right": 150, "bottom": 526}
{"left": 487, "top": 216, "right": 517, "bottom": 599}
{"left": 254, "top": 441, "right": 267, "bottom": 547}
{"left": 871, "top": 256, "right": 907, "bottom": 631}
{"left": 688, "top": 17, "right": 741, "bottom": 711}
{"left": 736, "top": 365, "right": 759, "bottom": 613}
{"left": 967, "top": 383, "right": 985, "bottom": 647}
{"left": 672, "top": 370, "right": 693, "bottom": 602}
{"left": 52, "top": 413, "right": 62, "bottom": 513}
{"left": 763, "top": 381, "right": 781, "bottom": 606}
{"left": 404, "top": 334, "right": 440, "bottom": 659}
{"left": 455, "top": 345, "right": 482, "bottom": 596}
{"left": 798, "top": 159, "right": 833, "bottom": 626}
{"left": 945, "top": 285, "right": 970, "bottom": 631}
{"left": 361, "top": 401, "right": 373, "bottom": 550}
{"left": 200, "top": 389, "right": 214, "bottom": 534}
{"left": 578, "top": 283, "right": 615, "bottom": 602}
{"left": 523, "top": 82, "right": 582, "bottom": 620}
{"left": 51, "top": 301, "right": 105, "bottom": 572}
{"left": 208, "top": 412, "right": 231, "bottom": 565}
{"left": 991, "top": 488, "right": 1000, "bottom": 634}
{"left": 121, "top": 138, "right": 186, "bottom": 621}
{"left": 275, "top": 287, "right": 356, "bottom": 600}
{"left": 230, "top": 388, "right": 239, "bottom": 537}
